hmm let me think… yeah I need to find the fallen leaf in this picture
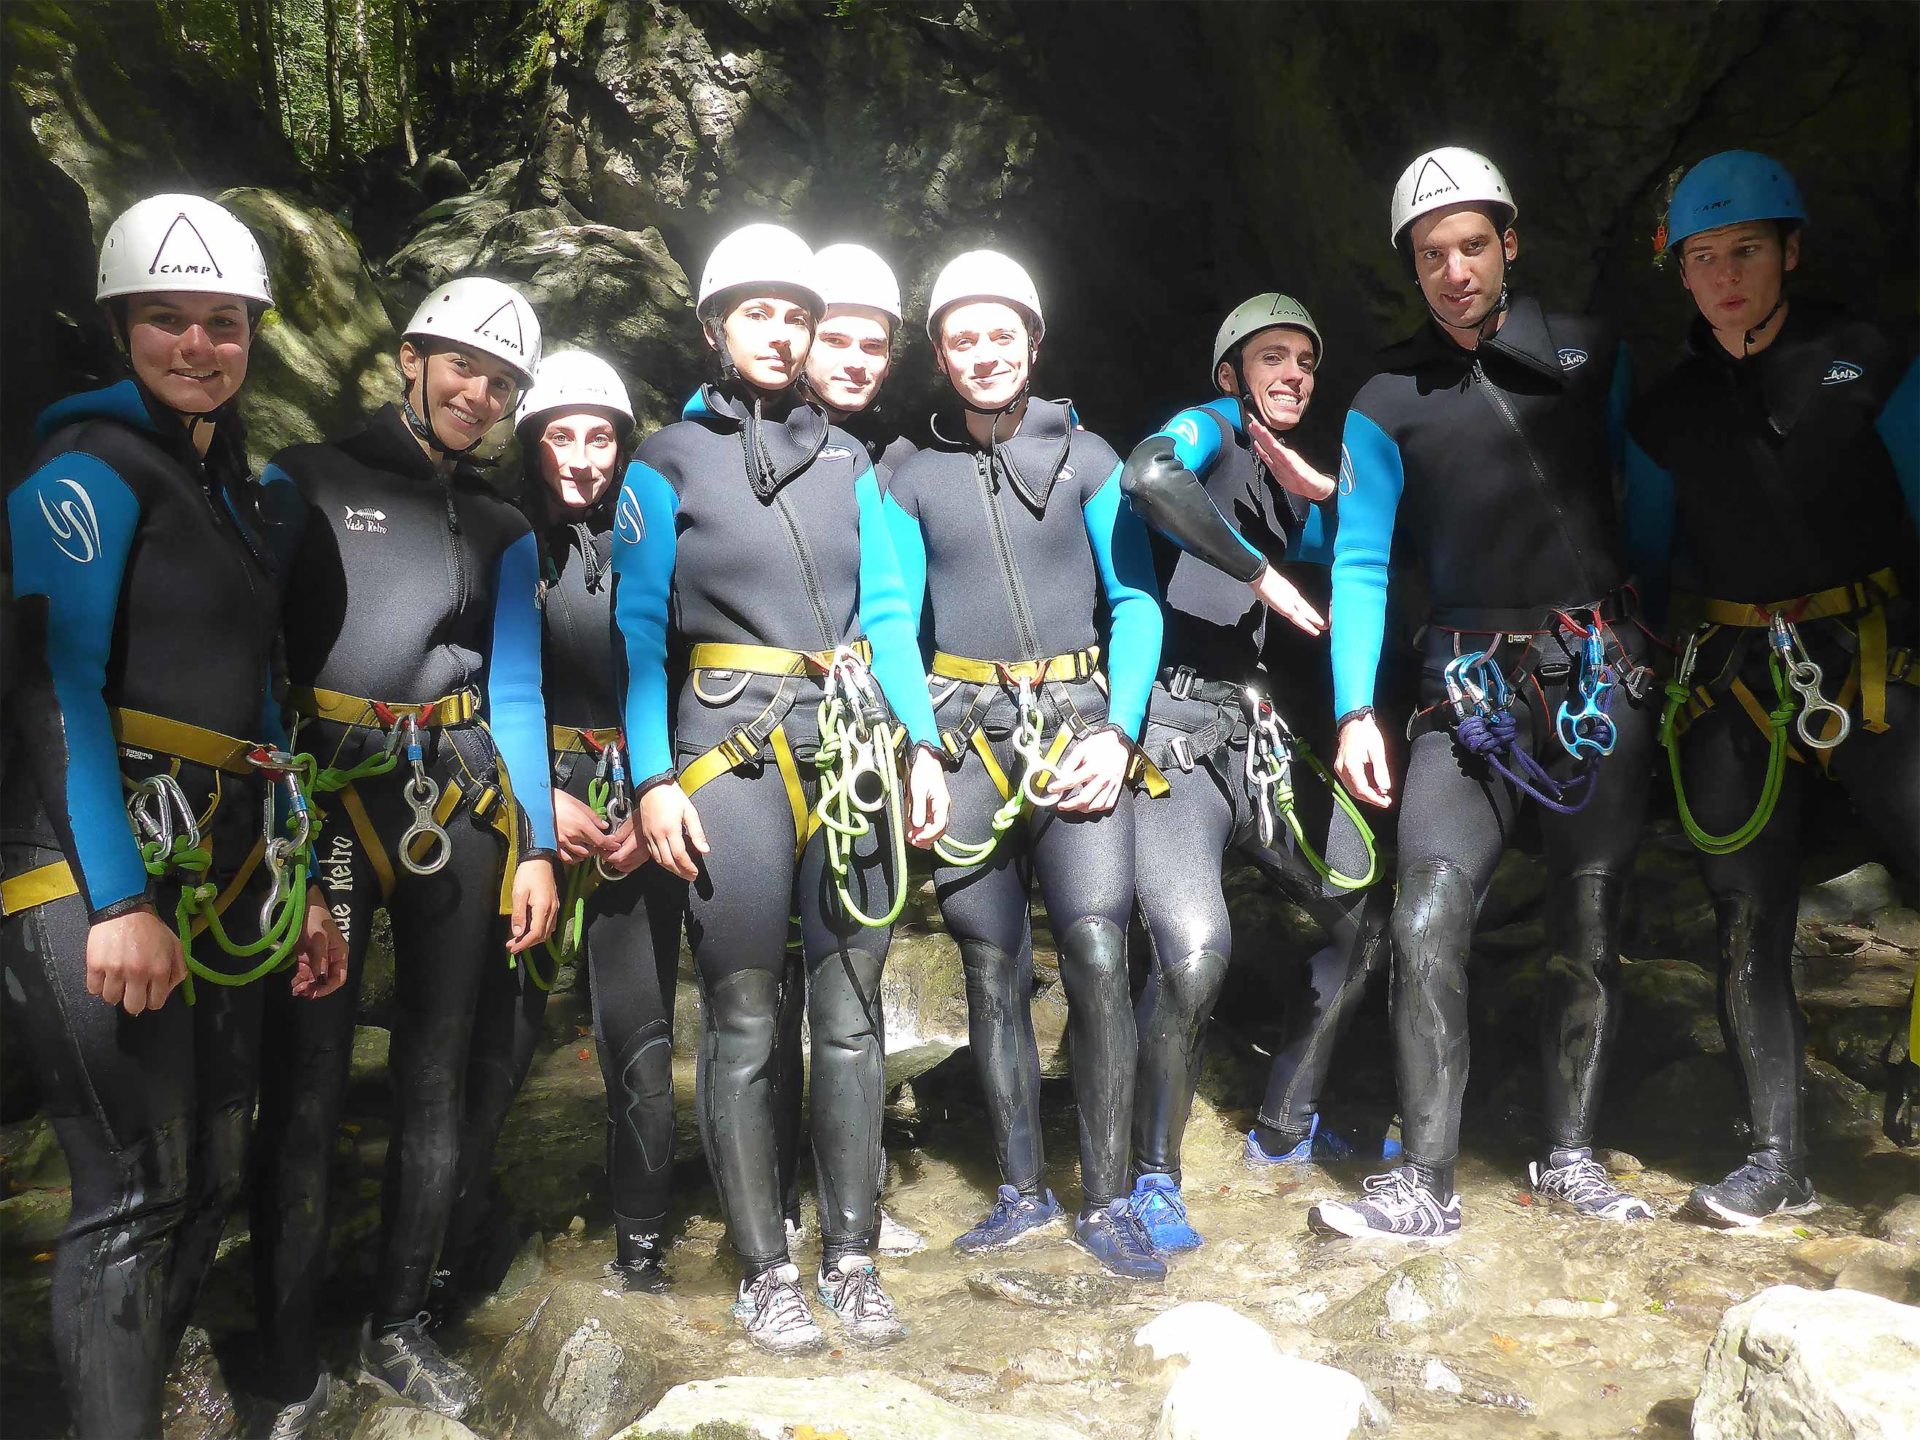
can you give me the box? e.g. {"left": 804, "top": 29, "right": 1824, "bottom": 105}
{"left": 1490, "top": 1332, "right": 1521, "bottom": 1353}
{"left": 32, "top": 1252, "right": 53, "bottom": 1263}
{"left": 577, "top": 1048, "right": 591, "bottom": 1060}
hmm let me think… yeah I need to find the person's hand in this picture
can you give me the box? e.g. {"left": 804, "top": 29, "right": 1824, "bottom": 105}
{"left": 641, "top": 784, "right": 709, "bottom": 881}
{"left": 554, "top": 789, "right": 613, "bottom": 864}
{"left": 1251, "top": 563, "right": 1326, "bottom": 636}
{"left": 86, "top": 906, "right": 185, "bottom": 1015}
{"left": 600, "top": 814, "right": 649, "bottom": 875}
{"left": 1049, "top": 728, "right": 1132, "bottom": 814}
{"left": 290, "top": 885, "right": 350, "bottom": 999}
{"left": 1335, "top": 712, "right": 1394, "bottom": 808}
{"left": 506, "top": 856, "right": 559, "bottom": 953}
{"left": 906, "top": 748, "right": 951, "bottom": 847}
{"left": 1249, "top": 417, "right": 1336, "bottom": 501}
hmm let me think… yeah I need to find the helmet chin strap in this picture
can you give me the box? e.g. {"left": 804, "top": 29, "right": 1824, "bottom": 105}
{"left": 1741, "top": 294, "right": 1787, "bottom": 357}
{"left": 402, "top": 348, "right": 483, "bottom": 459}
{"left": 1425, "top": 278, "right": 1509, "bottom": 341}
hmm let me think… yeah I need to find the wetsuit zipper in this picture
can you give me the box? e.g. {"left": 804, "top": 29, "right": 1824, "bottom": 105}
{"left": 437, "top": 474, "right": 469, "bottom": 616}
{"left": 771, "top": 490, "right": 837, "bottom": 650}
{"left": 1470, "top": 357, "right": 1598, "bottom": 597}
{"left": 974, "top": 452, "right": 1042, "bottom": 660}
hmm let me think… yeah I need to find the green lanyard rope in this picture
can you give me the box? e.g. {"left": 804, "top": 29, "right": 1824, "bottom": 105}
{"left": 1661, "top": 634, "right": 1796, "bottom": 856}
{"left": 532, "top": 773, "right": 615, "bottom": 989}
{"left": 932, "top": 677, "right": 1069, "bottom": 870}
{"left": 814, "top": 651, "right": 909, "bottom": 929}
{"left": 1244, "top": 694, "right": 1379, "bottom": 891}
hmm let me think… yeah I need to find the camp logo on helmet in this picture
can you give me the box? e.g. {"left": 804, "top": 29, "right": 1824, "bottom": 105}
{"left": 342, "top": 505, "right": 388, "bottom": 535}
{"left": 146, "top": 213, "right": 225, "bottom": 280}
{"left": 1822, "top": 361, "right": 1863, "bottom": 386}
{"left": 1557, "top": 348, "right": 1590, "bottom": 370}
{"left": 615, "top": 486, "right": 645, "bottom": 543}
{"left": 819, "top": 445, "right": 855, "bottom": 461}
{"left": 38, "top": 478, "right": 102, "bottom": 564}
{"left": 1411, "top": 157, "right": 1460, "bottom": 206}
{"left": 475, "top": 300, "right": 528, "bottom": 358}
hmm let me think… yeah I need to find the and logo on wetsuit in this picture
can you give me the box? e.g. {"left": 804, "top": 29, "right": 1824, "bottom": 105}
{"left": 1823, "top": 360, "right": 1864, "bottom": 385}
{"left": 38, "top": 478, "right": 102, "bottom": 564}
{"left": 1557, "top": 348, "right": 1590, "bottom": 370}
{"left": 819, "top": 444, "right": 855, "bottom": 461}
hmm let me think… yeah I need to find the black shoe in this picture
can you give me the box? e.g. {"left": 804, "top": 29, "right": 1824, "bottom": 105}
{"left": 1685, "top": 1157, "right": 1817, "bottom": 1228}
{"left": 603, "top": 1237, "right": 670, "bottom": 1294}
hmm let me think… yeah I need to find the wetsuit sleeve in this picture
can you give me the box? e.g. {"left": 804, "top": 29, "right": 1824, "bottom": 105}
{"left": 1622, "top": 430, "right": 1676, "bottom": 629}
{"left": 1329, "top": 409, "right": 1404, "bottom": 720}
{"left": 879, "top": 489, "right": 928, "bottom": 633}
{"left": 1120, "top": 409, "right": 1266, "bottom": 583}
{"left": 1607, "top": 344, "right": 1635, "bottom": 477}
{"left": 486, "top": 529, "right": 557, "bottom": 855}
{"left": 611, "top": 461, "right": 681, "bottom": 785}
{"left": 855, "top": 467, "right": 938, "bottom": 747}
{"left": 7, "top": 452, "right": 150, "bottom": 915}
{"left": 1291, "top": 501, "right": 1335, "bottom": 567}
{"left": 1084, "top": 461, "right": 1164, "bottom": 738}
{"left": 1876, "top": 357, "right": 1919, "bottom": 519}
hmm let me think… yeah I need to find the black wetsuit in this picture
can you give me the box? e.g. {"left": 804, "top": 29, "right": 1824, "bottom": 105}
{"left": 1626, "top": 304, "right": 1919, "bottom": 1180}
{"left": 2, "top": 380, "right": 282, "bottom": 1436}
{"left": 1119, "top": 397, "right": 1389, "bottom": 1178}
{"left": 1333, "top": 297, "right": 1652, "bottom": 1195}
{"left": 883, "top": 398, "right": 1162, "bottom": 1209}
{"left": 613, "top": 382, "right": 937, "bottom": 1275}
{"left": 446, "top": 499, "right": 686, "bottom": 1275}
{"left": 251, "top": 405, "right": 556, "bottom": 1397}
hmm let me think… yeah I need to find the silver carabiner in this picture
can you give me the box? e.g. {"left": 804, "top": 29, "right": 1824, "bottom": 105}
{"left": 1770, "top": 615, "right": 1852, "bottom": 750}
{"left": 129, "top": 772, "right": 201, "bottom": 853}
{"left": 399, "top": 770, "right": 452, "bottom": 876}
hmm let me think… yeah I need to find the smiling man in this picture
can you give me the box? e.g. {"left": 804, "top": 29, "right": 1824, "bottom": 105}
{"left": 803, "top": 242, "right": 919, "bottom": 480}
{"left": 1309, "top": 147, "right": 1657, "bottom": 1242}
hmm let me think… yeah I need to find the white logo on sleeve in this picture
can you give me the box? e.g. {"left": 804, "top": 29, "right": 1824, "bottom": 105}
{"left": 615, "top": 487, "right": 645, "bottom": 544}
{"left": 1822, "top": 361, "right": 1863, "bottom": 385}
{"left": 39, "top": 478, "right": 102, "bottom": 564}
{"left": 818, "top": 445, "right": 855, "bottom": 462}
{"left": 342, "top": 505, "right": 388, "bottom": 535}
{"left": 1169, "top": 417, "right": 1202, "bottom": 449}
{"left": 1557, "top": 348, "right": 1590, "bottom": 370}
{"left": 1338, "top": 445, "right": 1356, "bottom": 496}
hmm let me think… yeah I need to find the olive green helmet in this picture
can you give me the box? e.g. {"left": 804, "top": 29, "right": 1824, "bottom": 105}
{"left": 1212, "top": 292, "right": 1322, "bottom": 374}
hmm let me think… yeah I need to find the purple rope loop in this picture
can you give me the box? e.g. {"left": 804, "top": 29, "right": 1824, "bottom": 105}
{"left": 1454, "top": 697, "right": 1599, "bottom": 815}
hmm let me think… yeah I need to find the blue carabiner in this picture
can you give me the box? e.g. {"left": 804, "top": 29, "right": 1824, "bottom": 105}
{"left": 1555, "top": 625, "right": 1618, "bottom": 758}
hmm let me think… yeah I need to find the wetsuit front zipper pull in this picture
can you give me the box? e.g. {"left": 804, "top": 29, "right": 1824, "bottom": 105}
{"left": 439, "top": 478, "right": 462, "bottom": 534}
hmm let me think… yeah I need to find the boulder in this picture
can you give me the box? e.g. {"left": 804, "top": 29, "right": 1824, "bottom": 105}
{"left": 1321, "top": 1254, "right": 1470, "bottom": 1341}
{"left": 619, "top": 1371, "right": 1081, "bottom": 1440}
{"left": 1693, "top": 1284, "right": 1920, "bottom": 1440}
{"left": 350, "top": 1401, "right": 483, "bottom": 1440}
{"left": 159, "top": 1326, "right": 239, "bottom": 1440}
{"left": 1788, "top": 1236, "right": 1920, "bottom": 1305}
{"left": 1869, "top": 1195, "right": 1920, "bottom": 1251}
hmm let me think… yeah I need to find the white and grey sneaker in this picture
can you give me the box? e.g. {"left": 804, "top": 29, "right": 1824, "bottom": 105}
{"left": 356, "top": 1314, "right": 476, "bottom": 1419}
{"left": 1308, "top": 1168, "right": 1462, "bottom": 1242}
{"left": 258, "top": 1373, "right": 328, "bottom": 1440}
{"left": 733, "top": 1262, "right": 826, "bottom": 1354}
{"left": 876, "top": 1207, "right": 928, "bottom": 1257}
{"left": 816, "top": 1253, "right": 905, "bottom": 1344}
{"left": 1530, "top": 1148, "right": 1654, "bottom": 1221}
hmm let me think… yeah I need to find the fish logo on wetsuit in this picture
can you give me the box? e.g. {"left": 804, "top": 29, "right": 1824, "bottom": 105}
{"left": 342, "top": 505, "right": 388, "bottom": 535}
{"left": 38, "top": 478, "right": 102, "bottom": 564}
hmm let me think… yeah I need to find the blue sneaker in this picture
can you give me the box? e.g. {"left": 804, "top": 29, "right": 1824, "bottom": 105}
{"left": 953, "top": 1184, "right": 1065, "bottom": 1253}
{"left": 1074, "top": 1198, "right": 1168, "bottom": 1281}
{"left": 1243, "top": 1114, "right": 1355, "bottom": 1167}
{"left": 1127, "top": 1173, "right": 1202, "bottom": 1252}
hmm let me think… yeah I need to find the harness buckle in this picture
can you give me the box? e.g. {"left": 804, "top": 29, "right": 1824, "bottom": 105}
{"left": 1169, "top": 734, "right": 1195, "bottom": 773}
{"left": 1167, "top": 666, "right": 1198, "bottom": 702}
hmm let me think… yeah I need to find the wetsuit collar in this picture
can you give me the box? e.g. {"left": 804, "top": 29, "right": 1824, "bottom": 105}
{"left": 695, "top": 381, "right": 829, "bottom": 501}
{"left": 1689, "top": 299, "right": 1836, "bottom": 439}
{"left": 1382, "top": 294, "right": 1565, "bottom": 383}
{"left": 34, "top": 378, "right": 163, "bottom": 441}
{"left": 353, "top": 403, "right": 487, "bottom": 484}
{"left": 930, "top": 395, "right": 1074, "bottom": 512}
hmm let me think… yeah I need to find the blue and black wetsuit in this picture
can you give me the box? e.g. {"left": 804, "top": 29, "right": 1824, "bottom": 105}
{"left": 1626, "top": 303, "right": 1918, "bottom": 1183}
{"left": 249, "top": 403, "right": 556, "bottom": 1397}
{"left": 1, "top": 380, "right": 284, "bottom": 1436}
{"left": 884, "top": 397, "right": 1162, "bottom": 1211}
{"left": 1119, "top": 397, "right": 1387, "bottom": 1177}
{"left": 1333, "top": 296, "right": 1653, "bottom": 1196}
{"left": 446, "top": 494, "right": 687, "bottom": 1285}
{"left": 613, "top": 382, "right": 937, "bottom": 1276}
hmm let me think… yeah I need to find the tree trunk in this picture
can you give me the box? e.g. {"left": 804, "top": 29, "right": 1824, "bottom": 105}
{"left": 394, "top": 0, "right": 417, "bottom": 166}
{"left": 321, "top": 0, "right": 345, "bottom": 161}
{"left": 350, "top": 0, "right": 374, "bottom": 140}
{"left": 238, "top": 0, "right": 284, "bottom": 140}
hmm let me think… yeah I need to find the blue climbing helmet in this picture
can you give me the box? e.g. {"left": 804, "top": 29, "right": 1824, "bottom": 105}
{"left": 1663, "top": 150, "right": 1807, "bottom": 254}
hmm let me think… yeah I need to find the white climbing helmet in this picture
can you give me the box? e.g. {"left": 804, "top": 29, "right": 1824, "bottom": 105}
{"left": 403, "top": 276, "right": 542, "bottom": 385}
{"left": 1389, "top": 146, "right": 1517, "bottom": 248}
{"left": 515, "top": 350, "right": 634, "bottom": 434}
{"left": 813, "top": 242, "right": 902, "bottom": 324}
{"left": 1213, "top": 293, "right": 1323, "bottom": 372}
{"left": 96, "top": 193, "right": 273, "bottom": 307}
{"left": 696, "top": 222, "right": 823, "bottom": 320}
{"left": 926, "top": 249, "right": 1044, "bottom": 344}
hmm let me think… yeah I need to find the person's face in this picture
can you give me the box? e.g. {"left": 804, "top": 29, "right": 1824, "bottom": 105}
{"left": 1217, "top": 325, "right": 1318, "bottom": 432}
{"left": 1407, "top": 204, "right": 1518, "bottom": 331}
{"left": 123, "top": 292, "right": 253, "bottom": 413}
{"left": 714, "top": 292, "right": 814, "bottom": 390}
{"left": 805, "top": 305, "right": 893, "bottom": 413}
{"left": 935, "top": 300, "right": 1032, "bottom": 410}
{"left": 535, "top": 408, "right": 623, "bottom": 511}
{"left": 400, "top": 341, "right": 521, "bottom": 449}
{"left": 1679, "top": 222, "right": 1799, "bottom": 336}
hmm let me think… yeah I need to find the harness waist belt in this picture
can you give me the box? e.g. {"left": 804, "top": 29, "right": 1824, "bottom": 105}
{"left": 1154, "top": 668, "right": 1244, "bottom": 706}
{"left": 688, "top": 639, "right": 870, "bottom": 676}
{"left": 111, "top": 707, "right": 259, "bottom": 774}
{"left": 931, "top": 646, "right": 1100, "bottom": 686}
{"left": 1700, "top": 567, "right": 1901, "bottom": 627}
{"left": 1429, "top": 590, "right": 1631, "bottom": 635}
{"left": 550, "top": 723, "right": 624, "bottom": 755}
{"left": 290, "top": 685, "right": 480, "bottom": 728}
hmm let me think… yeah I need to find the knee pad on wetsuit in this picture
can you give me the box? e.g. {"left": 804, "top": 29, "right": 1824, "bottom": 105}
{"left": 703, "top": 967, "right": 781, "bottom": 1056}
{"left": 1156, "top": 948, "right": 1230, "bottom": 1036}
{"left": 1057, "top": 915, "right": 1128, "bottom": 984}
{"left": 1391, "top": 861, "right": 1476, "bottom": 977}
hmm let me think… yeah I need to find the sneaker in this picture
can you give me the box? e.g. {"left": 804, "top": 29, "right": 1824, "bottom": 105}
{"left": 1308, "top": 1168, "right": 1462, "bottom": 1242}
{"left": 953, "top": 1183, "right": 1066, "bottom": 1253}
{"left": 356, "top": 1314, "right": 477, "bottom": 1419}
{"left": 1244, "top": 1114, "right": 1355, "bottom": 1167}
{"left": 732, "top": 1262, "right": 825, "bottom": 1354}
{"left": 876, "top": 1207, "right": 928, "bottom": 1257}
{"left": 1529, "top": 1148, "right": 1654, "bottom": 1221}
{"left": 1127, "top": 1173, "right": 1202, "bottom": 1252}
{"left": 784, "top": 1212, "right": 804, "bottom": 1248}
{"left": 815, "top": 1253, "right": 905, "bottom": 1344}
{"left": 1073, "top": 1198, "right": 1168, "bottom": 1281}
{"left": 1685, "top": 1157, "right": 1818, "bottom": 1228}
{"left": 257, "top": 1373, "right": 328, "bottom": 1440}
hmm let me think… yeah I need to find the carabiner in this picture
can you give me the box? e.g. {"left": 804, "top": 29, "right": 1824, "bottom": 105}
{"left": 1770, "top": 614, "right": 1852, "bottom": 750}
{"left": 129, "top": 772, "right": 202, "bottom": 853}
